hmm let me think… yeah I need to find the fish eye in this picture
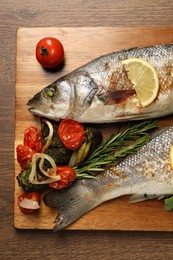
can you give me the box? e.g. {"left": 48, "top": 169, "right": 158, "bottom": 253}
{"left": 42, "top": 87, "right": 55, "bottom": 99}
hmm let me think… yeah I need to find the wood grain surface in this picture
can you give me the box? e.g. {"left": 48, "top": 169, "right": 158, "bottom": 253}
{"left": 1, "top": 0, "right": 173, "bottom": 259}
{"left": 15, "top": 27, "right": 173, "bottom": 232}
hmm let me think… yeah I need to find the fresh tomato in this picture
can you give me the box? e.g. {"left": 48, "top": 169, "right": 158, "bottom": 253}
{"left": 24, "top": 126, "right": 43, "bottom": 152}
{"left": 16, "top": 144, "right": 36, "bottom": 169}
{"left": 58, "top": 119, "right": 84, "bottom": 150}
{"left": 49, "top": 166, "right": 76, "bottom": 190}
{"left": 36, "top": 37, "right": 64, "bottom": 68}
{"left": 17, "top": 192, "right": 40, "bottom": 214}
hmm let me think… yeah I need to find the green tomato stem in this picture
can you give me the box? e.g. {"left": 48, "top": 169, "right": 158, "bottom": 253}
{"left": 40, "top": 46, "right": 48, "bottom": 56}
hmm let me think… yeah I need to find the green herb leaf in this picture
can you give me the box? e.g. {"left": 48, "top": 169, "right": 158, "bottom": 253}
{"left": 75, "top": 120, "right": 158, "bottom": 179}
{"left": 164, "top": 196, "right": 173, "bottom": 211}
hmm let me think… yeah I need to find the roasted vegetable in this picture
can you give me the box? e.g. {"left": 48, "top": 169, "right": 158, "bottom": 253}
{"left": 18, "top": 191, "right": 40, "bottom": 214}
{"left": 41, "top": 120, "right": 103, "bottom": 167}
{"left": 16, "top": 120, "right": 103, "bottom": 192}
{"left": 41, "top": 120, "right": 72, "bottom": 166}
{"left": 16, "top": 163, "right": 48, "bottom": 192}
{"left": 74, "top": 127, "right": 103, "bottom": 165}
{"left": 58, "top": 118, "right": 85, "bottom": 150}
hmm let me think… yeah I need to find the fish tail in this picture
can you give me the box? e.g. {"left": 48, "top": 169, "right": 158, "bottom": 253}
{"left": 43, "top": 180, "right": 98, "bottom": 231}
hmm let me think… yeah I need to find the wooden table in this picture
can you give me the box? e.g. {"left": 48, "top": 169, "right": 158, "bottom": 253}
{"left": 1, "top": 1, "right": 173, "bottom": 259}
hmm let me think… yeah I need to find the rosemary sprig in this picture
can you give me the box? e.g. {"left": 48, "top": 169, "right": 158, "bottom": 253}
{"left": 75, "top": 121, "right": 158, "bottom": 179}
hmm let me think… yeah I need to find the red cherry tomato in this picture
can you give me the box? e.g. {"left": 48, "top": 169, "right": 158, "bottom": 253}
{"left": 24, "top": 126, "right": 43, "bottom": 152}
{"left": 17, "top": 192, "right": 40, "bottom": 214}
{"left": 16, "top": 144, "right": 36, "bottom": 169}
{"left": 58, "top": 119, "right": 84, "bottom": 150}
{"left": 36, "top": 37, "right": 64, "bottom": 68}
{"left": 49, "top": 166, "right": 76, "bottom": 190}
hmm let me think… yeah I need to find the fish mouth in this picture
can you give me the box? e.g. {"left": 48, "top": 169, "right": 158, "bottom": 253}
{"left": 27, "top": 97, "right": 51, "bottom": 118}
{"left": 28, "top": 107, "right": 54, "bottom": 119}
{"left": 28, "top": 106, "right": 59, "bottom": 121}
{"left": 28, "top": 107, "right": 46, "bottom": 117}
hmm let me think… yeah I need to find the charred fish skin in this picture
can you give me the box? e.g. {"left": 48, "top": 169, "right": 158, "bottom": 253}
{"left": 28, "top": 44, "right": 173, "bottom": 123}
{"left": 43, "top": 126, "right": 173, "bottom": 231}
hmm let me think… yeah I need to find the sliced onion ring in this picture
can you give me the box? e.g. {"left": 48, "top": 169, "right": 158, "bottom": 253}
{"left": 41, "top": 119, "right": 54, "bottom": 153}
{"left": 29, "top": 153, "right": 61, "bottom": 185}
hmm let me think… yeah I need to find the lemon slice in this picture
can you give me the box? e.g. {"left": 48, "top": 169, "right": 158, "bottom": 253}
{"left": 169, "top": 145, "right": 173, "bottom": 169}
{"left": 121, "top": 58, "right": 159, "bottom": 107}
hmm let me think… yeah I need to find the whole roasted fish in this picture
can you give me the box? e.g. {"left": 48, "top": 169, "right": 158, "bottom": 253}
{"left": 44, "top": 126, "right": 173, "bottom": 231}
{"left": 28, "top": 44, "right": 173, "bottom": 123}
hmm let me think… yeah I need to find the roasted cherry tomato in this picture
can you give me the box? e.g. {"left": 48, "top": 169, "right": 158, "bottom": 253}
{"left": 58, "top": 119, "right": 84, "bottom": 150}
{"left": 36, "top": 37, "right": 64, "bottom": 68}
{"left": 49, "top": 166, "right": 76, "bottom": 190}
{"left": 17, "top": 192, "right": 40, "bottom": 214}
{"left": 24, "top": 126, "right": 43, "bottom": 152}
{"left": 16, "top": 144, "right": 36, "bottom": 169}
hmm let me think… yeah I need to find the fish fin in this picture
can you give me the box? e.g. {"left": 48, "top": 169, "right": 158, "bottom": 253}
{"left": 115, "top": 47, "right": 139, "bottom": 54}
{"left": 129, "top": 193, "right": 160, "bottom": 203}
{"left": 98, "top": 89, "right": 136, "bottom": 105}
{"left": 43, "top": 181, "right": 98, "bottom": 231}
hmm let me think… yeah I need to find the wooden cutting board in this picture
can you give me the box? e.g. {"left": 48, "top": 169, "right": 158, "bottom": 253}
{"left": 14, "top": 27, "right": 173, "bottom": 231}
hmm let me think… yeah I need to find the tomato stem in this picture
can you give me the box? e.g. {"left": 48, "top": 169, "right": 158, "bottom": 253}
{"left": 40, "top": 46, "right": 48, "bottom": 56}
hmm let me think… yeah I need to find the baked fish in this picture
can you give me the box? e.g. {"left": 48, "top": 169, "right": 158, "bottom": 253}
{"left": 43, "top": 125, "right": 173, "bottom": 231}
{"left": 28, "top": 44, "right": 173, "bottom": 123}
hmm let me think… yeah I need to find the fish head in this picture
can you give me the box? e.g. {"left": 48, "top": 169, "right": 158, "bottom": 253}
{"left": 27, "top": 80, "right": 72, "bottom": 121}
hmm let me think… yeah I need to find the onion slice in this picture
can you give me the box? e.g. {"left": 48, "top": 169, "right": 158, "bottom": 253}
{"left": 29, "top": 153, "right": 61, "bottom": 184}
{"left": 19, "top": 198, "right": 40, "bottom": 210}
{"left": 41, "top": 119, "right": 54, "bottom": 153}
